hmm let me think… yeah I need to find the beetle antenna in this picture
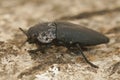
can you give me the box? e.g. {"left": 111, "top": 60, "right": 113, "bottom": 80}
{"left": 19, "top": 27, "right": 28, "bottom": 36}
{"left": 19, "top": 39, "right": 27, "bottom": 48}
{"left": 19, "top": 27, "right": 28, "bottom": 48}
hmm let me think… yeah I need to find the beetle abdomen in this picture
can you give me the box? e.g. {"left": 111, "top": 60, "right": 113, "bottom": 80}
{"left": 56, "top": 22, "right": 109, "bottom": 46}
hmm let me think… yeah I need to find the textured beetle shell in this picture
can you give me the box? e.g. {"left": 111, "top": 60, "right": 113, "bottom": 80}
{"left": 55, "top": 22, "right": 109, "bottom": 46}
{"left": 27, "top": 22, "right": 109, "bottom": 46}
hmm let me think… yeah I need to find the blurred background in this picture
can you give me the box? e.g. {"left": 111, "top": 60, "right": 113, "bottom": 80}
{"left": 0, "top": 0, "right": 120, "bottom": 80}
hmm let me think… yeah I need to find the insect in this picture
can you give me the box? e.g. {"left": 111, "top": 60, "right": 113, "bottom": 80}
{"left": 19, "top": 21, "right": 109, "bottom": 68}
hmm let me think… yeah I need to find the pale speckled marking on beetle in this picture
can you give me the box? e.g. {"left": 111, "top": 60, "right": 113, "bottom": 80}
{"left": 37, "top": 22, "right": 56, "bottom": 43}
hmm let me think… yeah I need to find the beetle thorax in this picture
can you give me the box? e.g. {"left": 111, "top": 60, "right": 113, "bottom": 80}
{"left": 37, "top": 23, "right": 56, "bottom": 43}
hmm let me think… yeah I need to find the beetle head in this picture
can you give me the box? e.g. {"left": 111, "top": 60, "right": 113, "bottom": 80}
{"left": 19, "top": 28, "right": 38, "bottom": 46}
{"left": 19, "top": 22, "right": 56, "bottom": 46}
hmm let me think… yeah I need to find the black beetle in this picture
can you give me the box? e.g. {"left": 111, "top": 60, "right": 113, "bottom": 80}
{"left": 19, "top": 21, "right": 109, "bottom": 68}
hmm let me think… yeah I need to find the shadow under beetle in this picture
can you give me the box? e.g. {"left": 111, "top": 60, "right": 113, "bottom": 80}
{"left": 19, "top": 21, "right": 109, "bottom": 68}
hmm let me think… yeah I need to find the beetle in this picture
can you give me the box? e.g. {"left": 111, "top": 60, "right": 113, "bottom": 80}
{"left": 19, "top": 21, "right": 109, "bottom": 68}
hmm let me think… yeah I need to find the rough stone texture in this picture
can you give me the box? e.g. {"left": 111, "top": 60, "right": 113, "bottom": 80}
{"left": 0, "top": 0, "right": 120, "bottom": 80}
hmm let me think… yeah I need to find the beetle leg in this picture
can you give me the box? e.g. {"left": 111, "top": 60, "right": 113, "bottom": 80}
{"left": 28, "top": 44, "right": 52, "bottom": 53}
{"left": 40, "top": 44, "right": 52, "bottom": 53}
{"left": 66, "top": 45, "right": 80, "bottom": 55}
{"left": 76, "top": 44, "right": 99, "bottom": 68}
